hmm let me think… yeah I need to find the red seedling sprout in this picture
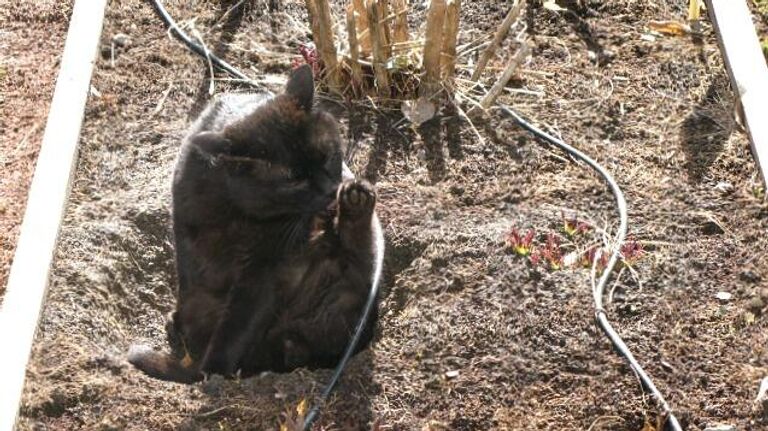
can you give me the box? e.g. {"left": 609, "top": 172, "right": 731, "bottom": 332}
{"left": 291, "top": 44, "right": 321, "bottom": 75}
{"left": 529, "top": 251, "right": 541, "bottom": 267}
{"left": 581, "top": 246, "right": 608, "bottom": 271}
{"left": 562, "top": 213, "right": 591, "bottom": 238}
{"left": 620, "top": 236, "right": 644, "bottom": 266}
{"left": 506, "top": 228, "right": 535, "bottom": 257}
{"left": 540, "top": 233, "right": 564, "bottom": 270}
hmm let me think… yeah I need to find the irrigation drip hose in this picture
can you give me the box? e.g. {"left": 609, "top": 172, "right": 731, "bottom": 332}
{"left": 149, "top": 1, "right": 682, "bottom": 429}
{"left": 149, "top": 0, "right": 261, "bottom": 88}
{"left": 498, "top": 105, "right": 682, "bottom": 431}
{"left": 302, "top": 214, "right": 385, "bottom": 429}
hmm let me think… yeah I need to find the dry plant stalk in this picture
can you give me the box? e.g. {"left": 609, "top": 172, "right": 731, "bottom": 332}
{"left": 470, "top": 0, "right": 525, "bottom": 81}
{"left": 309, "top": 0, "right": 342, "bottom": 90}
{"left": 392, "top": 0, "right": 410, "bottom": 44}
{"left": 352, "top": 0, "right": 372, "bottom": 55}
{"left": 345, "top": 4, "right": 363, "bottom": 92}
{"left": 305, "top": 0, "right": 321, "bottom": 46}
{"left": 477, "top": 42, "right": 530, "bottom": 110}
{"left": 420, "top": 0, "right": 446, "bottom": 97}
{"left": 441, "top": 0, "right": 460, "bottom": 81}
{"left": 367, "top": 1, "right": 390, "bottom": 96}
{"left": 378, "top": 0, "right": 393, "bottom": 59}
{"left": 688, "top": 0, "right": 700, "bottom": 21}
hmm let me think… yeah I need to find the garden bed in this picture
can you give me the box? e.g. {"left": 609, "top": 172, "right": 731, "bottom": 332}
{"left": 16, "top": 1, "right": 768, "bottom": 430}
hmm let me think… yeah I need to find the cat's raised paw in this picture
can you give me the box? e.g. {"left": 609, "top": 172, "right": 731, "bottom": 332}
{"left": 339, "top": 180, "right": 376, "bottom": 216}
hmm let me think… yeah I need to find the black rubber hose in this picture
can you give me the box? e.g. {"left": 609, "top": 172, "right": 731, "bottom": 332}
{"left": 148, "top": 0, "right": 262, "bottom": 88}
{"left": 302, "top": 210, "right": 385, "bottom": 430}
{"left": 498, "top": 105, "right": 682, "bottom": 431}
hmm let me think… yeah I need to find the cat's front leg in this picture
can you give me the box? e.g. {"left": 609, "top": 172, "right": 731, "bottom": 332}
{"left": 336, "top": 179, "right": 377, "bottom": 254}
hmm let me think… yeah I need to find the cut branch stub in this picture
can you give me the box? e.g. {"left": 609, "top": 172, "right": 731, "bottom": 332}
{"left": 420, "top": 0, "right": 446, "bottom": 97}
{"left": 345, "top": 4, "right": 363, "bottom": 95}
{"left": 475, "top": 42, "right": 530, "bottom": 111}
{"left": 470, "top": 0, "right": 525, "bottom": 82}
{"left": 378, "top": 0, "right": 393, "bottom": 59}
{"left": 305, "top": 0, "right": 321, "bottom": 49}
{"left": 367, "top": 1, "right": 390, "bottom": 97}
{"left": 392, "top": 0, "right": 410, "bottom": 44}
{"left": 352, "top": 0, "right": 372, "bottom": 56}
{"left": 307, "top": 0, "right": 342, "bottom": 90}
{"left": 441, "top": 0, "right": 460, "bottom": 82}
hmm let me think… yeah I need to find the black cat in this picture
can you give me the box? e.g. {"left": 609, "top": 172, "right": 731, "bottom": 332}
{"left": 128, "top": 65, "right": 379, "bottom": 383}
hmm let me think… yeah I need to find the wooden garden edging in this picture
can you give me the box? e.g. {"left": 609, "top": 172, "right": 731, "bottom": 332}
{"left": 707, "top": 0, "right": 768, "bottom": 185}
{"left": 0, "top": 0, "right": 108, "bottom": 429}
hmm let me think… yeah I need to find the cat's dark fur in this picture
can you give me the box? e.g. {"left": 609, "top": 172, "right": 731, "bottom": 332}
{"left": 128, "top": 65, "right": 378, "bottom": 383}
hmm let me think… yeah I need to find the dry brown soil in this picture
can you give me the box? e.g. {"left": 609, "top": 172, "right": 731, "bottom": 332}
{"left": 13, "top": 1, "right": 768, "bottom": 430}
{"left": 0, "top": 0, "right": 72, "bottom": 297}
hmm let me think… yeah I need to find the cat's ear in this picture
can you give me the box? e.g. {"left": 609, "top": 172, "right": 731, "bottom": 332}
{"left": 285, "top": 64, "right": 314, "bottom": 111}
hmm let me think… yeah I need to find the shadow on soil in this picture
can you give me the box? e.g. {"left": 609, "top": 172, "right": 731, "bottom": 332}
{"left": 679, "top": 76, "right": 735, "bottom": 182}
{"left": 187, "top": 0, "right": 251, "bottom": 119}
{"left": 343, "top": 106, "right": 463, "bottom": 185}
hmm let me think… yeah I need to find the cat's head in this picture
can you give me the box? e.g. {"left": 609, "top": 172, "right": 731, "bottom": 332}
{"left": 281, "top": 65, "right": 344, "bottom": 196}
{"left": 222, "top": 65, "right": 345, "bottom": 197}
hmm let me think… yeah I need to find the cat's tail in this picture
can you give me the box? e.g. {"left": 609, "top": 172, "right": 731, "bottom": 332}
{"left": 127, "top": 344, "right": 203, "bottom": 384}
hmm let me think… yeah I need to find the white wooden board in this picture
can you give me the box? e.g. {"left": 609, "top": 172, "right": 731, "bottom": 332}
{"left": 708, "top": 0, "right": 768, "bottom": 184}
{"left": 0, "top": 0, "right": 108, "bottom": 429}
